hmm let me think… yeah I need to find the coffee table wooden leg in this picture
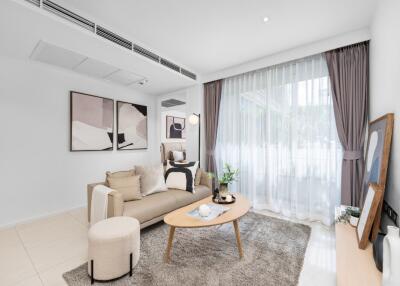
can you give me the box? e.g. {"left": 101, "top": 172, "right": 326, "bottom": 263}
{"left": 164, "top": 226, "right": 176, "bottom": 262}
{"left": 233, "top": 219, "right": 244, "bottom": 259}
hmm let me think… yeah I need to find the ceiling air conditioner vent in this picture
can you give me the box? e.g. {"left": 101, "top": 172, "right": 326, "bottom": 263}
{"left": 161, "top": 99, "right": 186, "bottom": 108}
{"left": 42, "top": 0, "right": 95, "bottom": 32}
{"left": 133, "top": 44, "right": 159, "bottom": 63}
{"left": 96, "top": 26, "right": 133, "bottom": 50}
{"left": 160, "top": 58, "right": 180, "bottom": 73}
{"left": 181, "top": 68, "right": 197, "bottom": 80}
{"left": 25, "top": 0, "right": 40, "bottom": 7}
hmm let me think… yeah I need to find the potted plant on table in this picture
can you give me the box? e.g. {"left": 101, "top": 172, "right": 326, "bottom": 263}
{"left": 218, "top": 164, "right": 239, "bottom": 198}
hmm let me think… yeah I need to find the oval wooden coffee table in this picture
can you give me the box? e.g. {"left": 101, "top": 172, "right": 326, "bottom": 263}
{"left": 163, "top": 194, "right": 250, "bottom": 262}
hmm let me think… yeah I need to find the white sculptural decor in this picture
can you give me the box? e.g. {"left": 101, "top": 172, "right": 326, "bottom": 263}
{"left": 383, "top": 226, "right": 400, "bottom": 286}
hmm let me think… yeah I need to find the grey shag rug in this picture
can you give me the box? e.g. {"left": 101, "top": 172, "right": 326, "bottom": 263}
{"left": 63, "top": 212, "right": 311, "bottom": 286}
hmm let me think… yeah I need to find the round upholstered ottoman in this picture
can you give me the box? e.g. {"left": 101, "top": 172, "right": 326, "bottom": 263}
{"left": 88, "top": 217, "right": 140, "bottom": 283}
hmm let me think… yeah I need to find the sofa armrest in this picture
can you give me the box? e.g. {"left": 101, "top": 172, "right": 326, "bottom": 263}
{"left": 87, "top": 183, "right": 124, "bottom": 223}
{"left": 199, "top": 169, "right": 212, "bottom": 190}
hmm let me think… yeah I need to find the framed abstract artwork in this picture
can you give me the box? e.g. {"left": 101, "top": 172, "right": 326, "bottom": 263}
{"left": 357, "top": 183, "right": 383, "bottom": 249}
{"left": 117, "top": 101, "right": 148, "bottom": 150}
{"left": 166, "top": 116, "right": 186, "bottom": 139}
{"left": 360, "top": 113, "right": 394, "bottom": 241}
{"left": 70, "top": 91, "right": 114, "bottom": 151}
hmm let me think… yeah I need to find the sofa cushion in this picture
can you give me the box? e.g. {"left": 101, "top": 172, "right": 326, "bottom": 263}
{"left": 135, "top": 164, "right": 168, "bottom": 196}
{"left": 106, "top": 169, "right": 135, "bottom": 180}
{"left": 107, "top": 175, "right": 142, "bottom": 202}
{"left": 168, "top": 185, "right": 212, "bottom": 208}
{"left": 123, "top": 191, "right": 178, "bottom": 223}
{"left": 165, "top": 161, "right": 198, "bottom": 192}
{"left": 194, "top": 169, "right": 202, "bottom": 186}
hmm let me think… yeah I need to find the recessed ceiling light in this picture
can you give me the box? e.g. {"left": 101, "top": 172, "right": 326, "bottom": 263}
{"left": 263, "top": 16, "right": 269, "bottom": 23}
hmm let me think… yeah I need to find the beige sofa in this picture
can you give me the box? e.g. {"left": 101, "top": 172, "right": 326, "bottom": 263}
{"left": 87, "top": 169, "right": 212, "bottom": 229}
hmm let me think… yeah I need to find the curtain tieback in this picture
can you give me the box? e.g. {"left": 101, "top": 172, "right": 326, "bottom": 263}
{"left": 343, "top": 150, "right": 363, "bottom": 160}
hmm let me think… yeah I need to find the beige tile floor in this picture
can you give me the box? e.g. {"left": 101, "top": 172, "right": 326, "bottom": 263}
{"left": 0, "top": 208, "right": 335, "bottom": 286}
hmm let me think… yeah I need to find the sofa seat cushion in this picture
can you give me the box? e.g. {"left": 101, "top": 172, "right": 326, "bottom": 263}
{"left": 123, "top": 191, "right": 177, "bottom": 223}
{"left": 168, "top": 185, "right": 212, "bottom": 208}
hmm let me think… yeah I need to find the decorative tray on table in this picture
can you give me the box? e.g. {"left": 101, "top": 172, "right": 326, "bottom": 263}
{"left": 212, "top": 191, "right": 236, "bottom": 204}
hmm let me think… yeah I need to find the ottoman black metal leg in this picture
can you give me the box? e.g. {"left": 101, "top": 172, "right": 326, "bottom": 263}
{"left": 91, "top": 260, "right": 94, "bottom": 284}
{"left": 129, "top": 253, "right": 133, "bottom": 277}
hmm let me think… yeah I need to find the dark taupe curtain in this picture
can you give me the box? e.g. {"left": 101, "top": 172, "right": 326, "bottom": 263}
{"left": 204, "top": 80, "right": 222, "bottom": 177}
{"left": 325, "top": 41, "right": 369, "bottom": 207}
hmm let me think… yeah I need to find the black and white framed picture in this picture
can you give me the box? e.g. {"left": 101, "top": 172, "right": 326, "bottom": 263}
{"left": 70, "top": 91, "right": 114, "bottom": 151}
{"left": 166, "top": 116, "right": 186, "bottom": 139}
{"left": 117, "top": 101, "right": 148, "bottom": 150}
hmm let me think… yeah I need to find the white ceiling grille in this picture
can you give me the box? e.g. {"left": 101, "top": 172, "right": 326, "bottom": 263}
{"left": 25, "top": 0, "right": 40, "bottom": 6}
{"left": 23, "top": 0, "right": 197, "bottom": 81}
{"left": 96, "top": 26, "right": 132, "bottom": 50}
{"left": 133, "top": 44, "right": 159, "bottom": 63}
{"left": 160, "top": 58, "right": 180, "bottom": 72}
{"left": 42, "top": 0, "right": 95, "bottom": 32}
{"left": 181, "top": 68, "right": 197, "bottom": 80}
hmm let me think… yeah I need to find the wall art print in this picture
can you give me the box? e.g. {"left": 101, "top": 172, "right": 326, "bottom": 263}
{"left": 70, "top": 91, "right": 114, "bottom": 151}
{"left": 166, "top": 116, "right": 186, "bottom": 139}
{"left": 117, "top": 101, "right": 148, "bottom": 150}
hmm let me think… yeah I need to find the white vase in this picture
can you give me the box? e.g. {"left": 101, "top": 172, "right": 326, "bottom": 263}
{"left": 383, "top": 226, "right": 400, "bottom": 286}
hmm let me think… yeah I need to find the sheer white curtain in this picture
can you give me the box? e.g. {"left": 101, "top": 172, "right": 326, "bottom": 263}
{"left": 215, "top": 54, "right": 342, "bottom": 225}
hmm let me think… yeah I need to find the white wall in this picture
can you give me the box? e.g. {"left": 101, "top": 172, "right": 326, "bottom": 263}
{"left": 370, "top": 0, "right": 400, "bottom": 228}
{"left": 156, "top": 85, "right": 205, "bottom": 166}
{"left": 0, "top": 56, "right": 158, "bottom": 227}
{"left": 203, "top": 28, "right": 371, "bottom": 83}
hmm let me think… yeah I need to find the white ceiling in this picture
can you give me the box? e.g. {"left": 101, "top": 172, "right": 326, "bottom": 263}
{"left": 56, "top": 0, "right": 378, "bottom": 75}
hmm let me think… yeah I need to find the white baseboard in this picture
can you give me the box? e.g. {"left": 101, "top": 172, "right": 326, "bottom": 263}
{"left": 0, "top": 204, "right": 86, "bottom": 230}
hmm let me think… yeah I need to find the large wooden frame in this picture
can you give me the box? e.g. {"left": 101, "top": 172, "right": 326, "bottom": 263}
{"left": 357, "top": 183, "right": 383, "bottom": 249}
{"left": 360, "top": 113, "right": 394, "bottom": 241}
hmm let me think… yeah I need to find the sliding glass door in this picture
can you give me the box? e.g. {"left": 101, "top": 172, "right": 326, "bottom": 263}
{"left": 215, "top": 54, "right": 342, "bottom": 225}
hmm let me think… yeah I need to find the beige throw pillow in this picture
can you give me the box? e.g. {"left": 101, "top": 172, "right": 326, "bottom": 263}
{"left": 135, "top": 164, "right": 168, "bottom": 196}
{"left": 107, "top": 175, "right": 142, "bottom": 202}
{"left": 194, "top": 168, "right": 202, "bottom": 186}
{"left": 106, "top": 169, "right": 135, "bottom": 180}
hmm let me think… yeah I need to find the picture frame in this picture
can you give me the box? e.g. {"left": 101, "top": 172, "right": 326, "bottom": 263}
{"left": 70, "top": 91, "right": 114, "bottom": 151}
{"left": 360, "top": 113, "right": 394, "bottom": 241}
{"left": 166, "top": 116, "right": 186, "bottom": 139}
{"left": 116, "top": 101, "right": 148, "bottom": 150}
{"left": 357, "top": 183, "right": 383, "bottom": 249}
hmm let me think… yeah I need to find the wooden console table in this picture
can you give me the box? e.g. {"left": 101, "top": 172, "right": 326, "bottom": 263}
{"left": 336, "top": 223, "right": 382, "bottom": 286}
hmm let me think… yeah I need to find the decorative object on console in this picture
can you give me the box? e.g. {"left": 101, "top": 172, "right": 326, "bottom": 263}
{"left": 164, "top": 160, "right": 199, "bottom": 192}
{"left": 373, "top": 232, "right": 385, "bottom": 272}
{"left": 135, "top": 164, "right": 168, "bottom": 196}
{"left": 335, "top": 205, "right": 360, "bottom": 225}
{"left": 357, "top": 184, "right": 383, "bottom": 249}
{"left": 361, "top": 113, "right": 394, "bottom": 241}
{"left": 117, "top": 101, "right": 148, "bottom": 150}
{"left": 350, "top": 210, "right": 361, "bottom": 227}
{"left": 166, "top": 116, "right": 186, "bottom": 139}
{"left": 383, "top": 226, "right": 400, "bottom": 286}
{"left": 70, "top": 91, "right": 114, "bottom": 151}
